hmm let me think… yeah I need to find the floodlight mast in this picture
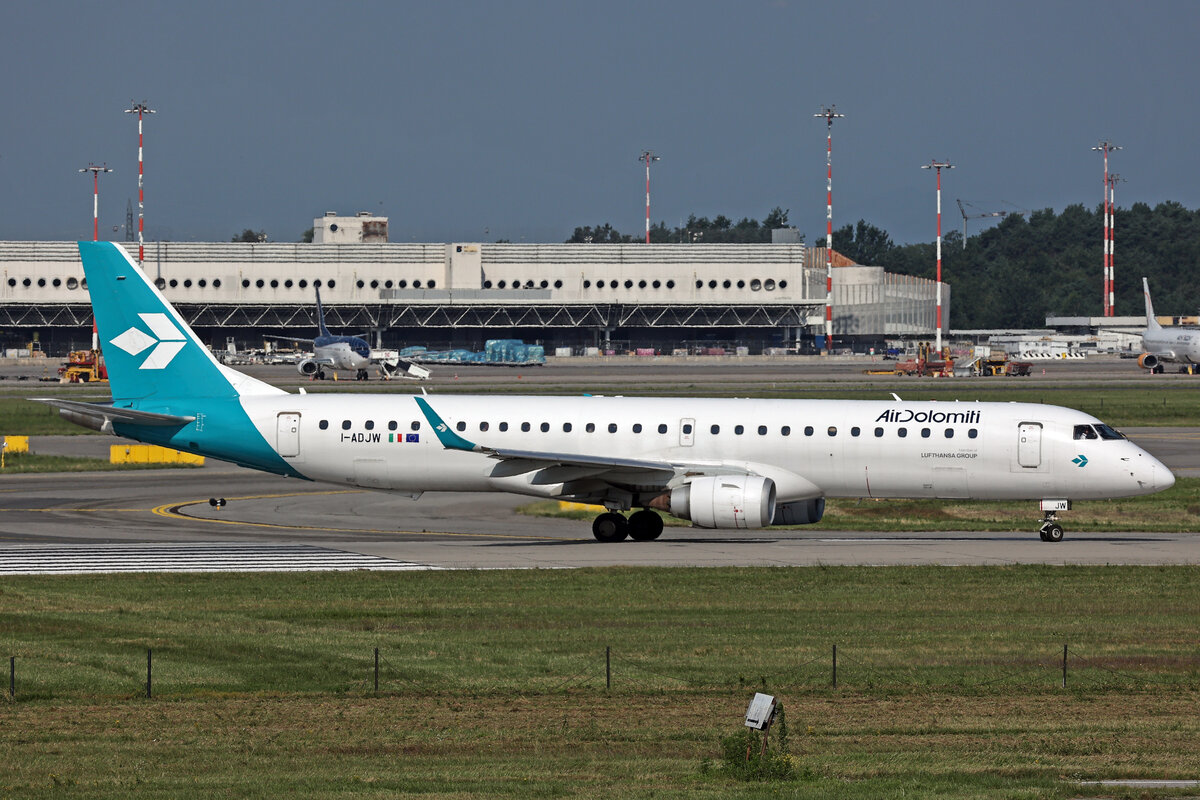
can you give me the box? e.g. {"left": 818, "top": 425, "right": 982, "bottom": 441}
{"left": 1092, "top": 140, "right": 1121, "bottom": 316}
{"left": 815, "top": 105, "right": 844, "bottom": 352}
{"left": 125, "top": 102, "right": 155, "bottom": 267}
{"left": 79, "top": 163, "right": 113, "bottom": 242}
{"left": 1107, "top": 172, "right": 1124, "bottom": 315}
{"left": 640, "top": 150, "right": 660, "bottom": 244}
{"left": 921, "top": 160, "right": 954, "bottom": 353}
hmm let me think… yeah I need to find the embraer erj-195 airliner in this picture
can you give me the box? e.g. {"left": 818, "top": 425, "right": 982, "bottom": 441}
{"left": 45, "top": 242, "right": 1174, "bottom": 543}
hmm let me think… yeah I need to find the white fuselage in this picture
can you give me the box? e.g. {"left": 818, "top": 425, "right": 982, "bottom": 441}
{"left": 1143, "top": 325, "right": 1200, "bottom": 365}
{"left": 241, "top": 394, "right": 1170, "bottom": 503}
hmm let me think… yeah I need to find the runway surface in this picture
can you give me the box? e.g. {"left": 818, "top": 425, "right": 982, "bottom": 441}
{"left": 2, "top": 425, "right": 1197, "bottom": 570}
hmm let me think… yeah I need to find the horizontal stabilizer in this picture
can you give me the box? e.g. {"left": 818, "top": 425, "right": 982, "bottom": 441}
{"left": 35, "top": 398, "right": 194, "bottom": 434}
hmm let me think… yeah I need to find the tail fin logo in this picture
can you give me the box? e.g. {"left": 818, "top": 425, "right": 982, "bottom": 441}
{"left": 109, "top": 313, "right": 187, "bottom": 370}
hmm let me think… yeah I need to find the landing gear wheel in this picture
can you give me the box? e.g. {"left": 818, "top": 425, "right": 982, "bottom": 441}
{"left": 356, "top": 369, "right": 369, "bottom": 381}
{"left": 316, "top": 370, "right": 327, "bottom": 380}
{"left": 1040, "top": 523, "right": 1064, "bottom": 543}
{"left": 627, "top": 509, "right": 664, "bottom": 541}
{"left": 592, "top": 512, "right": 629, "bottom": 542}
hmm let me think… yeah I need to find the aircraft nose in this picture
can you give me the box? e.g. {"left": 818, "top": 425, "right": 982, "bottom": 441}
{"left": 1137, "top": 451, "right": 1175, "bottom": 493}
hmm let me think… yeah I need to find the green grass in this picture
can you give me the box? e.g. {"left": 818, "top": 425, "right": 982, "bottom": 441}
{"left": 522, "top": 477, "right": 1200, "bottom": 533}
{"left": 0, "top": 397, "right": 94, "bottom": 435}
{"left": 0, "top": 452, "right": 199, "bottom": 473}
{"left": 4, "top": 567, "right": 1200, "bottom": 798}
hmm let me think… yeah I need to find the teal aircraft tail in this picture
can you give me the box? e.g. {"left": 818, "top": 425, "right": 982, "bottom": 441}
{"left": 79, "top": 241, "right": 280, "bottom": 402}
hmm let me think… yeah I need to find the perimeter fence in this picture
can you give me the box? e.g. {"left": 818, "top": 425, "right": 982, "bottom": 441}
{"left": 5, "top": 642, "right": 1198, "bottom": 702}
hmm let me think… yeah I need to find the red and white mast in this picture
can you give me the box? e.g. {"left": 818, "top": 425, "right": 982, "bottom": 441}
{"left": 639, "top": 150, "right": 659, "bottom": 244}
{"left": 922, "top": 159, "right": 954, "bottom": 354}
{"left": 125, "top": 102, "right": 155, "bottom": 267}
{"left": 1092, "top": 140, "right": 1121, "bottom": 316}
{"left": 815, "top": 105, "right": 843, "bottom": 352}
{"left": 79, "top": 163, "right": 113, "bottom": 241}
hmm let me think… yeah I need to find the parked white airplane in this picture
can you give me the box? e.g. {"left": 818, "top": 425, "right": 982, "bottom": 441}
{"left": 267, "top": 286, "right": 429, "bottom": 381}
{"left": 1139, "top": 277, "right": 1200, "bottom": 373}
{"left": 44, "top": 243, "right": 1174, "bottom": 543}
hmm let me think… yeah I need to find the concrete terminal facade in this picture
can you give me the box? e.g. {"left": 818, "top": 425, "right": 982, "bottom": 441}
{"left": 1, "top": 241, "right": 946, "bottom": 354}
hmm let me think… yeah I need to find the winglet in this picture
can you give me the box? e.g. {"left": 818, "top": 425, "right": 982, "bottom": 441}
{"left": 415, "top": 396, "right": 480, "bottom": 452}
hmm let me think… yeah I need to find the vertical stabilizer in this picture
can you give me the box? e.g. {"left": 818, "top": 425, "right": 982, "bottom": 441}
{"left": 79, "top": 242, "right": 283, "bottom": 401}
{"left": 1143, "top": 277, "right": 1162, "bottom": 330}
{"left": 315, "top": 285, "right": 332, "bottom": 339}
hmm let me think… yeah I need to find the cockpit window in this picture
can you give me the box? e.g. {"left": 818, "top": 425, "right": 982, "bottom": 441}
{"left": 1095, "top": 423, "right": 1125, "bottom": 440}
{"left": 1074, "top": 423, "right": 1125, "bottom": 441}
{"left": 1073, "top": 425, "right": 1098, "bottom": 440}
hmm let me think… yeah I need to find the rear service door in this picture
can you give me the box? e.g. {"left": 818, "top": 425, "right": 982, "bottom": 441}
{"left": 1017, "top": 422, "right": 1041, "bottom": 468}
{"left": 277, "top": 412, "right": 300, "bottom": 458}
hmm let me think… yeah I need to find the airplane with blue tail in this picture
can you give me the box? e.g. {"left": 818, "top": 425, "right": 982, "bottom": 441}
{"left": 41, "top": 241, "right": 1174, "bottom": 543}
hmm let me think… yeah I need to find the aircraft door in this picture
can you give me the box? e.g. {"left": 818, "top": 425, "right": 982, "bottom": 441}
{"left": 679, "top": 418, "right": 695, "bottom": 447}
{"left": 1017, "top": 422, "right": 1041, "bottom": 468}
{"left": 277, "top": 412, "right": 300, "bottom": 458}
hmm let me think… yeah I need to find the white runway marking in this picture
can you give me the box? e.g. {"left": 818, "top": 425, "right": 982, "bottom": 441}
{"left": 0, "top": 543, "right": 441, "bottom": 575}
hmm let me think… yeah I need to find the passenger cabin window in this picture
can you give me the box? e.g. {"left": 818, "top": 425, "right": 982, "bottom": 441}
{"left": 607, "top": 423, "right": 618, "bottom": 433}
{"left": 804, "top": 426, "right": 814, "bottom": 436}
{"left": 388, "top": 421, "right": 397, "bottom": 431}
{"left": 319, "top": 420, "right": 329, "bottom": 430}
{"left": 734, "top": 425, "right": 744, "bottom": 435}
{"left": 921, "top": 428, "right": 931, "bottom": 438}
{"left": 898, "top": 427, "right": 908, "bottom": 438}
{"left": 968, "top": 428, "right": 978, "bottom": 439}
{"left": 499, "top": 422, "right": 509, "bottom": 432}
{"left": 586, "top": 422, "right": 595, "bottom": 433}
{"left": 827, "top": 426, "right": 837, "bottom": 436}
{"left": 874, "top": 427, "right": 884, "bottom": 437}
{"left": 479, "top": 422, "right": 489, "bottom": 432}
{"left": 521, "top": 422, "right": 531, "bottom": 432}
{"left": 456, "top": 421, "right": 466, "bottom": 432}
{"left": 341, "top": 420, "right": 351, "bottom": 430}
{"left": 781, "top": 426, "right": 791, "bottom": 436}
{"left": 563, "top": 423, "right": 572, "bottom": 432}
{"left": 411, "top": 421, "right": 421, "bottom": 431}
{"left": 945, "top": 428, "right": 954, "bottom": 438}
{"left": 658, "top": 424, "right": 668, "bottom": 434}
{"left": 850, "top": 427, "right": 860, "bottom": 437}
{"left": 365, "top": 420, "right": 374, "bottom": 431}
{"left": 758, "top": 425, "right": 767, "bottom": 435}
{"left": 711, "top": 424, "right": 720, "bottom": 435}
{"left": 540, "top": 423, "right": 550, "bottom": 432}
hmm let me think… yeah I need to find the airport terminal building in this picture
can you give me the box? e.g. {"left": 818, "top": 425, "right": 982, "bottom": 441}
{"left": 1, "top": 239, "right": 947, "bottom": 355}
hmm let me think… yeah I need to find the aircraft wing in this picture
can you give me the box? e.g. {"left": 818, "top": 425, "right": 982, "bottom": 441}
{"left": 414, "top": 396, "right": 743, "bottom": 486}
{"left": 35, "top": 398, "right": 195, "bottom": 433}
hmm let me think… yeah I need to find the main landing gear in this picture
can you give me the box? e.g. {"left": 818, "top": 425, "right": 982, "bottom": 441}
{"left": 591, "top": 509, "right": 665, "bottom": 542}
{"left": 1038, "top": 511, "right": 1065, "bottom": 543}
{"left": 356, "top": 369, "right": 369, "bottom": 381}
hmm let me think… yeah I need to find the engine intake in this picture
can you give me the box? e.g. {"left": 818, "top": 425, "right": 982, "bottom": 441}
{"left": 297, "top": 359, "right": 320, "bottom": 376}
{"left": 669, "top": 476, "right": 776, "bottom": 529}
{"left": 1137, "top": 353, "right": 1159, "bottom": 371}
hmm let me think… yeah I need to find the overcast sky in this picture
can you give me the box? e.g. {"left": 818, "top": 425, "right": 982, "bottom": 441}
{"left": 1, "top": 1, "right": 1195, "bottom": 246}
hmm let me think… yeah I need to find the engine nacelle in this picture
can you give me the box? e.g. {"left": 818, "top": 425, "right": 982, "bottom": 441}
{"left": 669, "top": 476, "right": 776, "bottom": 529}
{"left": 1137, "top": 353, "right": 1159, "bottom": 371}
{"left": 774, "top": 498, "right": 825, "bottom": 525}
{"left": 297, "top": 359, "right": 320, "bottom": 376}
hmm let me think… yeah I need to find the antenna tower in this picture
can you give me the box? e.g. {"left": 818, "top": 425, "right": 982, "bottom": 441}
{"left": 814, "top": 105, "right": 844, "bottom": 352}
{"left": 125, "top": 102, "right": 156, "bottom": 267}
{"left": 1092, "top": 140, "right": 1121, "bottom": 316}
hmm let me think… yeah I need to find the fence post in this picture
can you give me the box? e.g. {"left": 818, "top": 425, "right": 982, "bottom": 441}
{"left": 146, "top": 648, "right": 153, "bottom": 699}
{"left": 9, "top": 656, "right": 13, "bottom": 699}
{"left": 606, "top": 646, "right": 611, "bottom": 690}
{"left": 374, "top": 647, "right": 379, "bottom": 693}
{"left": 832, "top": 644, "right": 837, "bottom": 688}
{"left": 1062, "top": 644, "right": 1067, "bottom": 688}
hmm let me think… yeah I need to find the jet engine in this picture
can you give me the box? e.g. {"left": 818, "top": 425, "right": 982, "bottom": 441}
{"left": 668, "top": 476, "right": 776, "bottom": 529}
{"left": 297, "top": 359, "right": 320, "bottom": 376}
{"left": 1137, "top": 353, "right": 1160, "bottom": 371}
{"left": 774, "top": 498, "right": 825, "bottom": 525}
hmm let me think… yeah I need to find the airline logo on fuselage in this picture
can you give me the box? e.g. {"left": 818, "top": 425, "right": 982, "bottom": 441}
{"left": 875, "top": 408, "right": 981, "bottom": 424}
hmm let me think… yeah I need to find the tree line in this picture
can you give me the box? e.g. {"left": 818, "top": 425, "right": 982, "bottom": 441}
{"left": 566, "top": 202, "right": 1200, "bottom": 328}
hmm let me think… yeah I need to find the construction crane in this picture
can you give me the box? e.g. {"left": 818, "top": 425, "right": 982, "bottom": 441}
{"left": 956, "top": 200, "right": 1027, "bottom": 248}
